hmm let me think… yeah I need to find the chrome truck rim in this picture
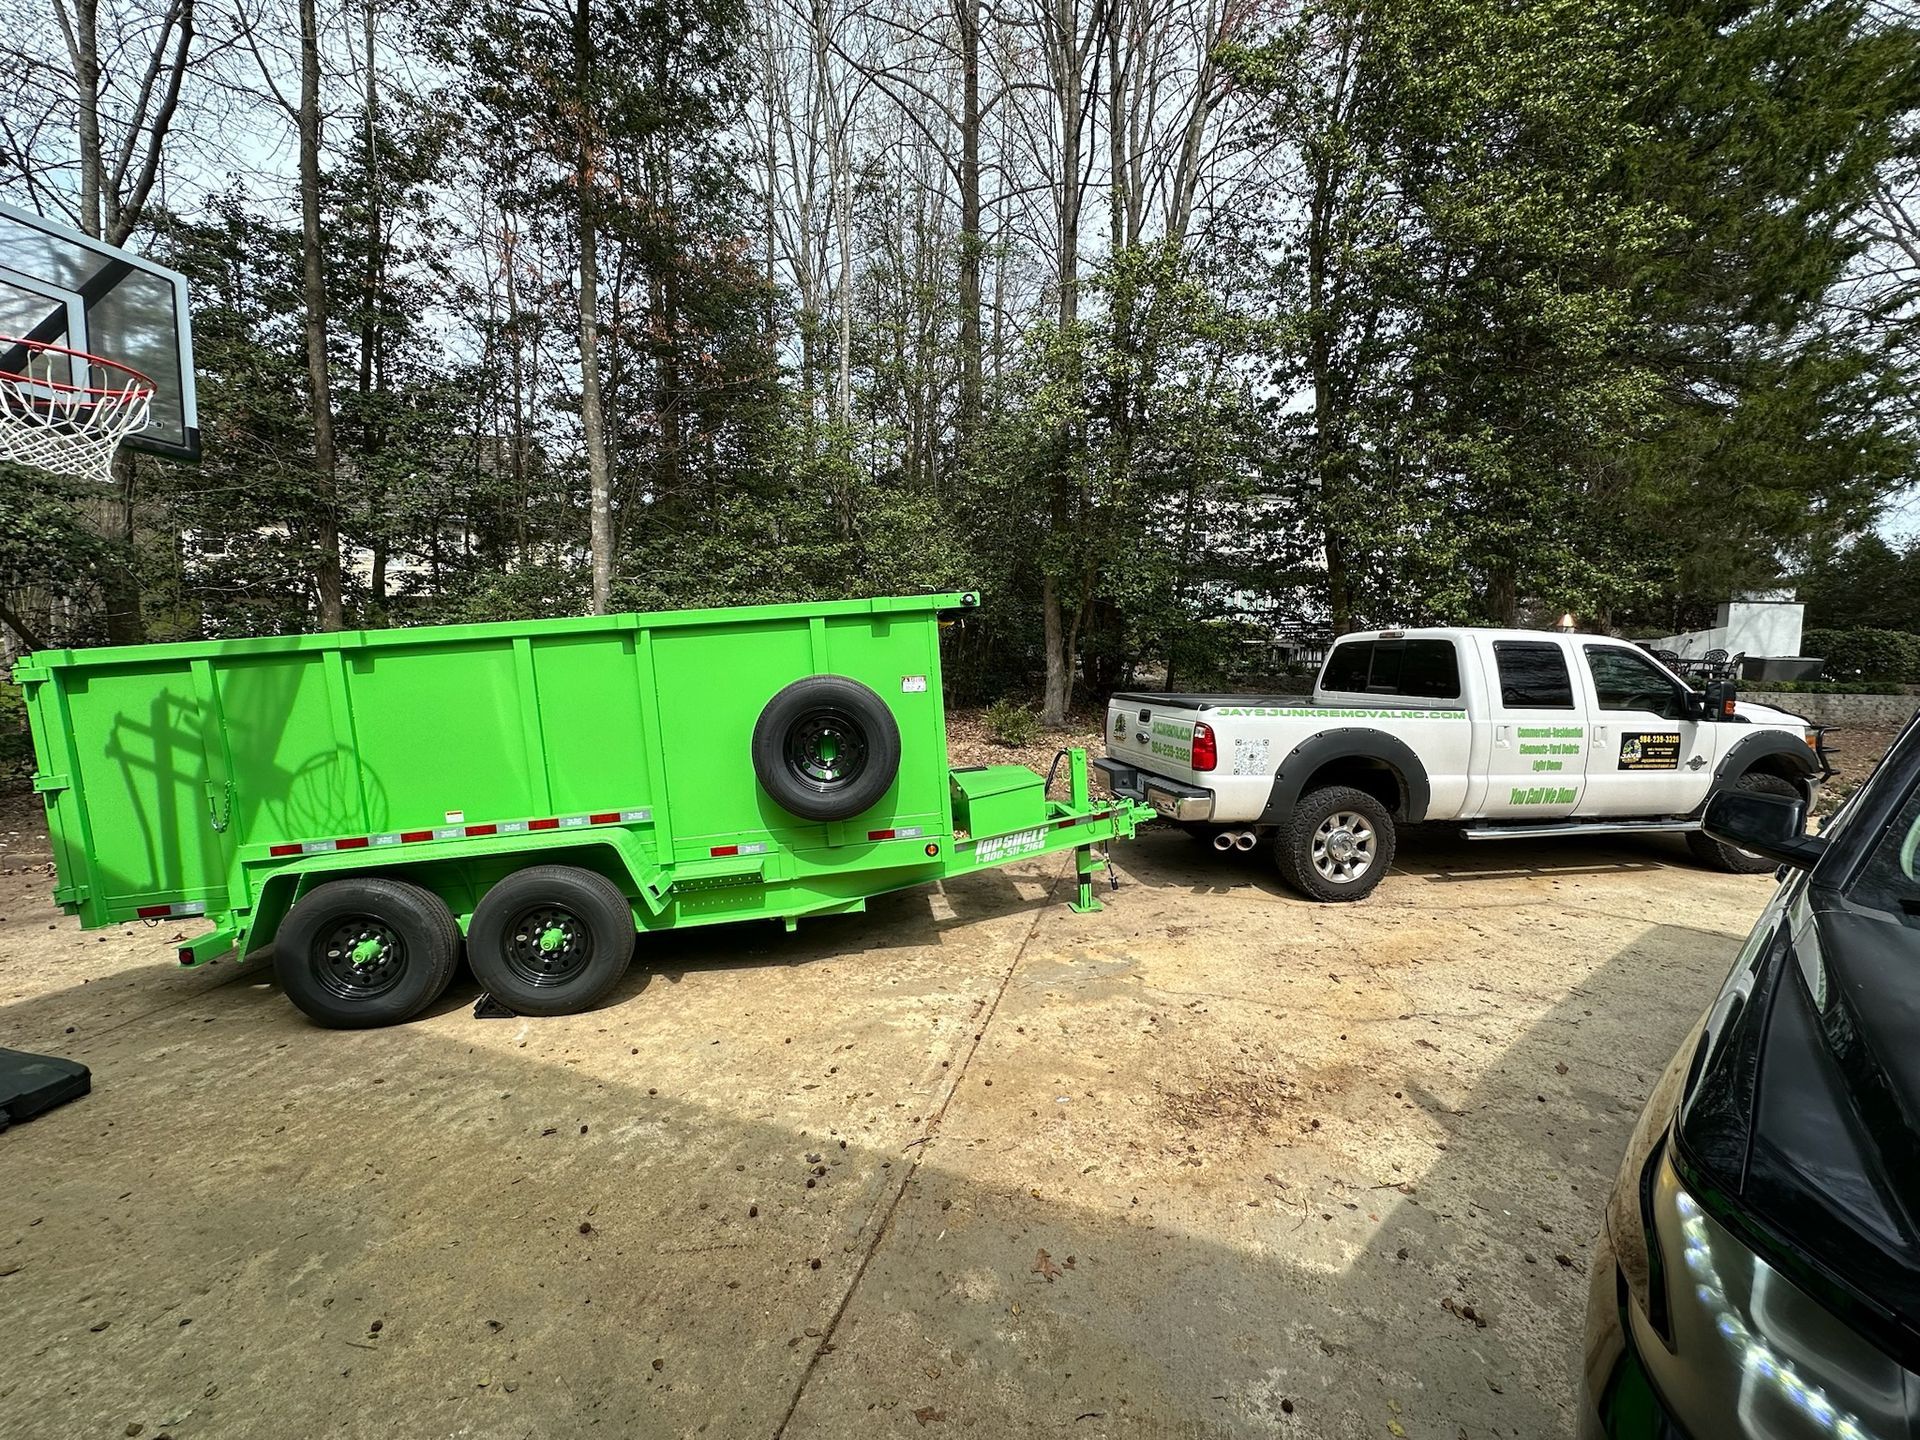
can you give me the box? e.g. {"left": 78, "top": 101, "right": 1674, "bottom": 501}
{"left": 1311, "top": 812, "right": 1376, "bottom": 883}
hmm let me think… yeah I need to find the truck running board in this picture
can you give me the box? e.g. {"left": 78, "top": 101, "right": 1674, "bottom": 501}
{"left": 1458, "top": 818, "right": 1702, "bottom": 841}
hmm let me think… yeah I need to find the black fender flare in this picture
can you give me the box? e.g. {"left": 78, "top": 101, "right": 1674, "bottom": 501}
{"left": 1258, "top": 728, "right": 1432, "bottom": 825}
{"left": 1702, "top": 729, "right": 1818, "bottom": 810}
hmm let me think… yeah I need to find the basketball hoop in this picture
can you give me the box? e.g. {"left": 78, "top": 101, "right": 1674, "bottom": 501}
{"left": 0, "top": 335, "right": 156, "bottom": 484}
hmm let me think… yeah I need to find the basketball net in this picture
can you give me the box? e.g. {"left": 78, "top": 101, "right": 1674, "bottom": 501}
{"left": 0, "top": 336, "right": 155, "bottom": 484}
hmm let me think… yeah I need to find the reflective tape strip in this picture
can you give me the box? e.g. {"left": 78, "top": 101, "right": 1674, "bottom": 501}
{"left": 265, "top": 807, "right": 656, "bottom": 858}
{"left": 867, "top": 826, "right": 925, "bottom": 841}
{"left": 136, "top": 902, "right": 206, "bottom": 919}
{"left": 710, "top": 842, "right": 771, "bottom": 858}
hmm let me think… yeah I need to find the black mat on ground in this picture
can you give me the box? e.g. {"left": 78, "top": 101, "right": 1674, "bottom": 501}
{"left": 0, "top": 1047, "right": 90, "bottom": 1131}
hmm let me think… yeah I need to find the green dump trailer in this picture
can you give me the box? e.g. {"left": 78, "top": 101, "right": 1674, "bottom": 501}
{"left": 17, "top": 592, "right": 1150, "bottom": 1028}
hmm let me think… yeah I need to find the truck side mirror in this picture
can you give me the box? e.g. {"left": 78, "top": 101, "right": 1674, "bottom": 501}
{"left": 1702, "top": 678, "right": 1738, "bottom": 720}
{"left": 1703, "top": 789, "right": 1826, "bottom": 870}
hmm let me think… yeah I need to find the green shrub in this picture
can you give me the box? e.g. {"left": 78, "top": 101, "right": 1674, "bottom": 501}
{"left": 985, "top": 698, "right": 1041, "bottom": 747}
{"left": 1802, "top": 627, "right": 1920, "bottom": 683}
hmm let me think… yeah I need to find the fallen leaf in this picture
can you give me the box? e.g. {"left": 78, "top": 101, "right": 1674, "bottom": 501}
{"left": 912, "top": 1406, "right": 946, "bottom": 1426}
{"left": 1031, "top": 1249, "right": 1062, "bottom": 1283}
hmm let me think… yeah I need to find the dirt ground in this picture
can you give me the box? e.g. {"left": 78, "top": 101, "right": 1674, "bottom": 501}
{"left": 1808, "top": 717, "right": 1906, "bottom": 815}
{"left": 0, "top": 763, "right": 1788, "bottom": 1440}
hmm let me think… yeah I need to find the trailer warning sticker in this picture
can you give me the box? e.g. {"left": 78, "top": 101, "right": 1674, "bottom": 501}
{"left": 1618, "top": 732, "right": 1682, "bottom": 770}
{"left": 901, "top": 675, "right": 928, "bottom": 693}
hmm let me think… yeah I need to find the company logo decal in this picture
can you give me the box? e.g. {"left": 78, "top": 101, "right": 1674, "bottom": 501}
{"left": 974, "top": 827, "right": 1047, "bottom": 863}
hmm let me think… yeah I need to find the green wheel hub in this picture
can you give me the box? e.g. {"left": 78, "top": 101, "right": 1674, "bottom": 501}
{"left": 503, "top": 904, "right": 594, "bottom": 988}
{"left": 316, "top": 916, "right": 408, "bottom": 1001}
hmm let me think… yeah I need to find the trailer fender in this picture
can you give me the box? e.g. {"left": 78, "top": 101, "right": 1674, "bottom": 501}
{"left": 239, "top": 831, "right": 667, "bottom": 953}
{"left": 1259, "top": 728, "right": 1431, "bottom": 825}
{"left": 1703, "top": 730, "right": 1819, "bottom": 810}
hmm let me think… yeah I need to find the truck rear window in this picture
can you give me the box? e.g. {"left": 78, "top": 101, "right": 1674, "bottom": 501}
{"left": 1493, "top": 641, "right": 1574, "bottom": 708}
{"left": 1322, "top": 639, "right": 1460, "bottom": 700}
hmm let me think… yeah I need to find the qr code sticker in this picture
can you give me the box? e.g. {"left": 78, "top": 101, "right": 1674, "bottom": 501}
{"left": 1232, "top": 738, "right": 1271, "bottom": 776}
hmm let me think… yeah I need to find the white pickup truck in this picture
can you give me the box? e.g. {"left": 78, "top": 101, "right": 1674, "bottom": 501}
{"left": 1095, "top": 627, "right": 1830, "bottom": 901}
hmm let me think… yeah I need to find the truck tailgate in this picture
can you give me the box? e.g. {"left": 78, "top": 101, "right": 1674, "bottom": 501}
{"left": 1105, "top": 695, "right": 1207, "bottom": 784}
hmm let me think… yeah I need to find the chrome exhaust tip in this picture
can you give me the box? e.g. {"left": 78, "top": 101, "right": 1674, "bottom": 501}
{"left": 1233, "top": 830, "right": 1258, "bottom": 851}
{"left": 1212, "top": 831, "right": 1235, "bottom": 851}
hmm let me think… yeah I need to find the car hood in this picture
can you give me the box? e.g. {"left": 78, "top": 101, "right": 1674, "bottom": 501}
{"left": 1734, "top": 698, "right": 1808, "bottom": 727}
{"left": 1765, "top": 900, "right": 1920, "bottom": 1216}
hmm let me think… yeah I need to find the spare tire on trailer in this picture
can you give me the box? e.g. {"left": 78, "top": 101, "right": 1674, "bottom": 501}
{"left": 753, "top": 675, "right": 902, "bottom": 822}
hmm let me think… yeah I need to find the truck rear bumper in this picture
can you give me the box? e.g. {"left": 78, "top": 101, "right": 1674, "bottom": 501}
{"left": 1092, "top": 757, "right": 1213, "bottom": 822}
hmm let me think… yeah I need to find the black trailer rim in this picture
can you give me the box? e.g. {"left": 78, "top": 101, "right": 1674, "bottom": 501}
{"left": 501, "top": 904, "right": 594, "bottom": 987}
{"left": 315, "top": 916, "right": 409, "bottom": 1000}
{"left": 785, "top": 707, "right": 869, "bottom": 789}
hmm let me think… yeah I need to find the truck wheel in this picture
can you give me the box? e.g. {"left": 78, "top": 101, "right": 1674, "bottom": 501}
{"left": 275, "top": 877, "right": 462, "bottom": 1029}
{"left": 1274, "top": 786, "right": 1396, "bottom": 902}
{"left": 466, "top": 865, "right": 636, "bottom": 1017}
{"left": 753, "top": 675, "right": 902, "bottom": 822}
{"left": 1687, "top": 772, "right": 1802, "bottom": 874}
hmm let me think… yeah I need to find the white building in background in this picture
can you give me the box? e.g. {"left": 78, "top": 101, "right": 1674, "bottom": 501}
{"left": 1644, "top": 592, "right": 1806, "bottom": 660}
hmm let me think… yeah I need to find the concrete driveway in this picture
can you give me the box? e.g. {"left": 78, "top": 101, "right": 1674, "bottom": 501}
{"left": 0, "top": 807, "right": 1772, "bottom": 1439}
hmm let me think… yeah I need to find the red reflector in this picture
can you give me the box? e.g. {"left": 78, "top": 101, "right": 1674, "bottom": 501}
{"left": 1191, "top": 722, "right": 1218, "bottom": 772}
{"left": 925, "top": 842, "right": 939, "bottom": 856}
{"left": 401, "top": 830, "right": 433, "bottom": 843}
{"left": 335, "top": 836, "right": 369, "bottom": 850}
{"left": 137, "top": 904, "right": 171, "bottom": 919}
{"left": 269, "top": 844, "right": 300, "bottom": 858}
{"left": 465, "top": 823, "right": 498, "bottom": 837}
{"left": 867, "top": 829, "right": 897, "bottom": 841}
{"left": 710, "top": 845, "right": 739, "bottom": 857}
{"left": 177, "top": 948, "right": 194, "bottom": 965}
{"left": 529, "top": 817, "right": 559, "bottom": 831}
{"left": 589, "top": 812, "right": 621, "bottom": 825}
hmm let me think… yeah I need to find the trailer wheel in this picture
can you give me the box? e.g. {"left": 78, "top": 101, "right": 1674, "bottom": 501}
{"left": 1273, "top": 785, "right": 1396, "bottom": 902}
{"left": 1686, "top": 771, "right": 1802, "bottom": 874}
{"left": 275, "top": 877, "right": 462, "bottom": 1028}
{"left": 466, "top": 865, "right": 636, "bottom": 1017}
{"left": 753, "top": 675, "right": 902, "bottom": 822}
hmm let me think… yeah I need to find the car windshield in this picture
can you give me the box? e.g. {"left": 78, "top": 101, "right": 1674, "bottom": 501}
{"left": 1848, "top": 773, "right": 1920, "bottom": 924}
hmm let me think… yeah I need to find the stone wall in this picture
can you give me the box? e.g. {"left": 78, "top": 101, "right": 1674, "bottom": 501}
{"left": 1752, "top": 691, "right": 1920, "bottom": 729}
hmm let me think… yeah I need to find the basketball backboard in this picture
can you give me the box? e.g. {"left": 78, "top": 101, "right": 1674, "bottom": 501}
{"left": 0, "top": 199, "right": 198, "bottom": 460}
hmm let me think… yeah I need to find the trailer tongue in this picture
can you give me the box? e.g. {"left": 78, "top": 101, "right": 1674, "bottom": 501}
{"left": 18, "top": 592, "right": 1152, "bottom": 1028}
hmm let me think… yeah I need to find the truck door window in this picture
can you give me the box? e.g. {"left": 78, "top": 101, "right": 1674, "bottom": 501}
{"left": 1492, "top": 641, "right": 1574, "bottom": 708}
{"left": 1395, "top": 640, "right": 1461, "bottom": 699}
{"left": 1585, "top": 646, "right": 1682, "bottom": 719}
{"left": 1322, "top": 641, "right": 1372, "bottom": 692}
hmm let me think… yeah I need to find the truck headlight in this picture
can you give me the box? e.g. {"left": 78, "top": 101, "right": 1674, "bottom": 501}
{"left": 1635, "top": 1155, "right": 1916, "bottom": 1438}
